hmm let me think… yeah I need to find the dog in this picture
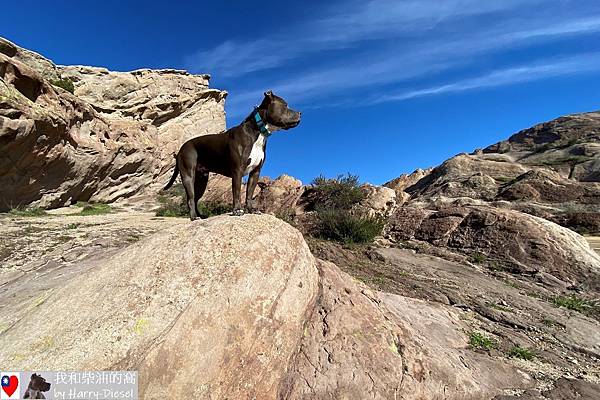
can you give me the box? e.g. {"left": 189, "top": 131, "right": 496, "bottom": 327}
{"left": 23, "top": 373, "right": 51, "bottom": 399}
{"left": 164, "top": 91, "right": 301, "bottom": 220}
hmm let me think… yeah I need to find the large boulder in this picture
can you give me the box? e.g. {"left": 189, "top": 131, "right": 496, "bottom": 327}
{"left": 0, "top": 37, "right": 226, "bottom": 211}
{"left": 0, "top": 215, "right": 319, "bottom": 399}
{"left": 0, "top": 214, "right": 536, "bottom": 399}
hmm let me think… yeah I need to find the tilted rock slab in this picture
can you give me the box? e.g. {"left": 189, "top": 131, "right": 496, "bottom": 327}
{"left": 0, "top": 215, "right": 534, "bottom": 399}
{"left": 385, "top": 205, "right": 600, "bottom": 290}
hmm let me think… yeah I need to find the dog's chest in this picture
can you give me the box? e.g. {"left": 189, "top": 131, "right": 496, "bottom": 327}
{"left": 244, "top": 134, "right": 266, "bottom": 175}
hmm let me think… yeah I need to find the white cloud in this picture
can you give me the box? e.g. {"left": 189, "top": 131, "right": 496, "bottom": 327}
{"left": 363, "top": 52, "right": 600, "bottom": 104}
{"left": 185, "top": 0, "right": 556, "bottom": 77}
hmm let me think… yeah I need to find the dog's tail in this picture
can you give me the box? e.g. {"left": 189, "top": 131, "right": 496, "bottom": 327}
{"left": 163, "top": 157, "right": 179, "bottom": 191}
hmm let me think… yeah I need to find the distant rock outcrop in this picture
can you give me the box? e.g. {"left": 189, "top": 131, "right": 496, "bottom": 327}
{"left": 0, "top": 37, "right": 226, "bottom": 211}
{"left": 387, "top": 111, "right": 600, "bottom": 233}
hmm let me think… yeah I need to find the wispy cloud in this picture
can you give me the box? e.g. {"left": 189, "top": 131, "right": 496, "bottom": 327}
{"left": 363, "top": 52, "right": 600, "bottom": 104}
{"left": 185, "top": 0, "right": 552, "bottom": 77}
{"left": 184, "top": 0, "right": 600, "bottom": 119}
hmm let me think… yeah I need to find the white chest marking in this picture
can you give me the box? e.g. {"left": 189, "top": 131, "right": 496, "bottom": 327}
{"left": 244, "top": 134, "right": 266, "bottom": 175}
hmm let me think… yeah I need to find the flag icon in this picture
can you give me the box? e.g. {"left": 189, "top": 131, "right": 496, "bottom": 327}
{"left": 0, "top": 372, "right": 20, "bottom": 399}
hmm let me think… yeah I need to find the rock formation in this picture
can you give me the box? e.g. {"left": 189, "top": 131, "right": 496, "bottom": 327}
{"left": 0, "top": 214, "right": 537, "bottom": 399}
{"left": 0, "top": 36, "right": 226, "bottom": 211}
{"left": 389, "top": 112, "right": 600, "bottom": 233}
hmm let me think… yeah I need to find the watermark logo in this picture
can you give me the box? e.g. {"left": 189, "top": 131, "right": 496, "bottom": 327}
{"left": 1, "top": 372, "right": 21, "bottom": 400}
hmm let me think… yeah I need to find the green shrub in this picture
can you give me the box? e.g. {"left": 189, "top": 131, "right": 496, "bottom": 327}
{"left": 78, "top": 203, "right": 112, "bottom": 216}
{"left": 155, "top": 184, "right": 188, "bottom": 217}
{"left": 552, "top": 294, "right": 595, "bottom": 313}
{"left": 8, "top": 207, "right": 48, "bottom": 217}
{"left": 50, "top": 77, "right": 75, "bottom": 94}
{"left": 315, "top": 208, "right": 385, "bottom": 244}
{"left": 198, "top": 201, "right": 232, "bottom": 218}
{"left": 469, "top": 251, "right": 487, "bottom": 264}
{"left": 155, "top": 184, "right": 231, "bottom": 218}
{"left": 509, "top": 345, "right": 535, "bottom": 361}
{"left": 468, "top": 332, "right": 496, "bottom": 350}
{"left": 311, "top": 173, "right": 365, "bottom": 210}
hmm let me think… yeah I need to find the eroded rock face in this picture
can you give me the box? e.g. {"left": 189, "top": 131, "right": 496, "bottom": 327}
{"left": 285, "top": 260, "right": 533, "bottom": 400}
{"left": 353, "top": 183, "right": 398, "bottom": 217}
{"left": 385, "top": 205, "right": 600, "bottom": 290}
{"left": 0, "top": 37, "right": 226, "bottom": 211}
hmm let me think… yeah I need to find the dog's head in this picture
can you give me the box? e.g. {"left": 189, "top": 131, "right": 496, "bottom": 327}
{"left": 258, "top": 91, "right": 301, "bottom": 131}
{"left": 28, "top": 374, "right": 51, "bottom": 392}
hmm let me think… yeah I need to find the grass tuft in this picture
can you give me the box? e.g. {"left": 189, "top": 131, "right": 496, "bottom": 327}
{"left": 8, "top": 207, "right": 47, "bottom": 217}
{"left": 552, "top": 294, "right": 595, "bottom": 313}
{"left": 509, "top": 345, "right": 535, "bottom": 361}
{"left": 78, "top": 203, "right": 112, "bottom": 216}
{"left": 469, "top": 251, "right": 487, "bottom": 264}
{"left": 50, "top": 77, "right": 75, "bottom": 94}
{"left": 468, "top": 332, "right": 496, "bottom": 350}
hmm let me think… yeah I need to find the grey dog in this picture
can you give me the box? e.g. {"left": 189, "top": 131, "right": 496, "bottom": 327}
{"left": 164, "top": 91, "right": 301, "bottom": 220}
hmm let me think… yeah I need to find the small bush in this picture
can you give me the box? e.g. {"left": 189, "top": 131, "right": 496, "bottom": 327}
{"left": 311, "top": 174, "right": 365, "bottom": 210}
{"left": 468, "top": 332, "right": 496, "bottom": 350}
{"left": 78, "top": 203, "right": 112, "bottom": 216}
{"left": 156, "top": 184, "right": 188, "bottom": 217}
{"left": 155, "top": 184, "right": 232, "bottom": 218}
{"left": 509, "top": 345, "right": 535, "bottom": 361}
{"left": 552, "top": 294, "right": 595, "bottom": 313}
{"left": 50, "top": 77, "right": 75, "bottom": 94}
{"left": 469, "top": 252, "right": 487, "bottom": 264}
{"left": 275, "top": 209, "right": 296, "bottom": 225}
{"left": 316, "top": 208, "right": 385, "bottom": 244}
{"left": 198, "top": 201, "right": 232, "bottom": 218}
{"left": 8, "top": 207, "right": 47, "bottom": 217}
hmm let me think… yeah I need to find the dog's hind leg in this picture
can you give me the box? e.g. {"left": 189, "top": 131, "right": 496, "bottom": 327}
{"left": 194, "top": 173, "right": 209, "bottom": 218}
{"left": 179, "top": 158, "right": 197, "bottom": 221}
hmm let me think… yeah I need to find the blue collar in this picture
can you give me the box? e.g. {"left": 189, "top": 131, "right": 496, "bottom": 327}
{"left": 253, "top": 108, "right": 271, "bottom": 137}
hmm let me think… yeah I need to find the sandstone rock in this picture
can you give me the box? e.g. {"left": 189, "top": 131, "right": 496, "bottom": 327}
{"left": 385, "top": 205, "right": 600, "bottom": 290}
{"left": 384, "top": 168, "right": 432, "bottom": 203}
{"left": 254, "top": 174, "right": 305, "bottom": 214}
{"left": 0, "top": 214, "right": 319, "bottom": 399}
{"left": 285, "top": 260, "right": 533, "bottom": 399}
{"left": 498, "top": 169, "right": 600, "bottom": 205}
{"left": 0, "top": 37, "right": 60, "bottom": 81}
{"left": 405, "top": 154, "right": 529, "bottom": 201}
{"left": 0, "top": 37, "right": 225, "bottom": 211}
{"left": 484, "top": 112, "right": 600, "bottom": 182}
{"left": 353, "top": 183, "right": 397, "bottom": 217}
{"left": 1, "top": 214, "right": 539, "bottom": 399}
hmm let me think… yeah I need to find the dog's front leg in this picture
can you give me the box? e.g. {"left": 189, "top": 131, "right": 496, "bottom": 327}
{"left": 245, "top": 168, "right": 262, "bottom": 213}
{"left": 231, "top": 170, "right": 244, "bottom": 216}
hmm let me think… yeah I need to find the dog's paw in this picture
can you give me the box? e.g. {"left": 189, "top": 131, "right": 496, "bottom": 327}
{"left": 230, "top": 209, "right": 245, "bottom": 217}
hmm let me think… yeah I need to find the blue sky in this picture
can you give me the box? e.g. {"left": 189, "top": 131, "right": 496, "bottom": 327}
{"left": 3, "top": 0, "right": 600, "bottom": 184}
